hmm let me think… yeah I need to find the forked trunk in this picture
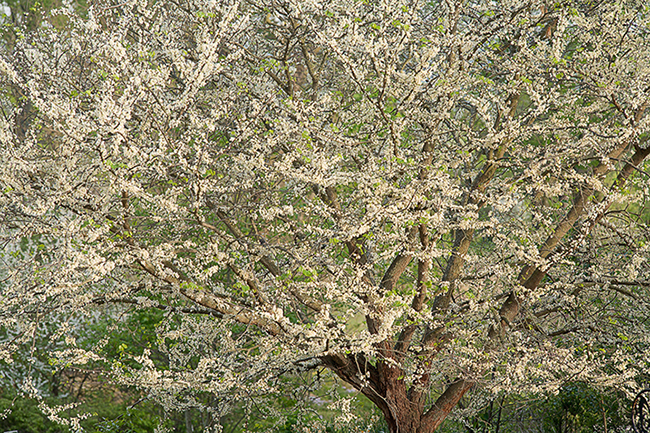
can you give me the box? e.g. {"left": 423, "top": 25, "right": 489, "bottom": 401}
{"left": 377, "top": 378, "right": 473, "bottom": 433}
{"left": 324, "top": 354, "right": 472, "bottom": 433}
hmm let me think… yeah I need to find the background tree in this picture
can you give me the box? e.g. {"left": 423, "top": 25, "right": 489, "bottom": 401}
{"left": 1, "top": 0, "right": 650, "bottom": 432}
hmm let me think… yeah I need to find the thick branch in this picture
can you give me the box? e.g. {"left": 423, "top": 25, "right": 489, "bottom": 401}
{"left": 394, "top": 224, "right": 431, "bottom": 361}
{"left": 519, "top": 140, "right": 640, "bottom": 283}
{"left": 322, "top": 353, "right": 386, "bottom": 414}
{"left": 137, "top": 258, "right": 282, "bottom": 335}
{"left": 495, "top": 142, "right": 650, "bottom": 338}
{"left": 421, "top": 379, "right": 474, "bottom": 433}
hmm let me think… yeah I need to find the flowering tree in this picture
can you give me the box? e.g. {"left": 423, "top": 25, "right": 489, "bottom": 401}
{"left": 1, "top": 0, "right": 650, "bottom": 431}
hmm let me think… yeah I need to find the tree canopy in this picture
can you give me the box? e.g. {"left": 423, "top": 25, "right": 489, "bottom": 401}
{"left": 1, "top": 0, "right": 650, "bottom": 431}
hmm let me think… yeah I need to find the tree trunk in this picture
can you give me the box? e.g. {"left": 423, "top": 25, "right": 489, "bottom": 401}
{"left": 324, "top": 354, "right": 472, "bottom": 433}
{"left": 372, "top": 376, "right": 472, "bottom": 433}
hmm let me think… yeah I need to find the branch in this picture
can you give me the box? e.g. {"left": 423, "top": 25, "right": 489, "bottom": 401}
{"left": 213, "top": 209, "right": 281, "bottom": 277}
{"left": 378, "top": 226, "right": 419, "bottom": 294}
{"left": 394, "top": 224, "right": 431, "bottom": 362}
{"left": 137, "top": 257, "right": 282, "bottom": 335}
{"left": 598, "top": 278, "right": 650, "bottom": 288}
{"left": 227, "top": 262, "right": 269, "bottom": 306}
{"left": 322, "top": 353, "right": 386, "bottom": 416}
{"left": 494, "top": 139, "right": 650, "bottom": 339}
{"left": 422, "top": 379, "right": 474, "bottom": 431}
{"left": 91, "top": 296, "right": 223, "bottom": 317}
{"left": 203, "top": 207, "right": 324, "bottom": 313}
{"left": 425, "top": 142, "right": 510, "bottom": 334}
{"left": 579, "top": 279, "right": 649, "bottom": 301}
